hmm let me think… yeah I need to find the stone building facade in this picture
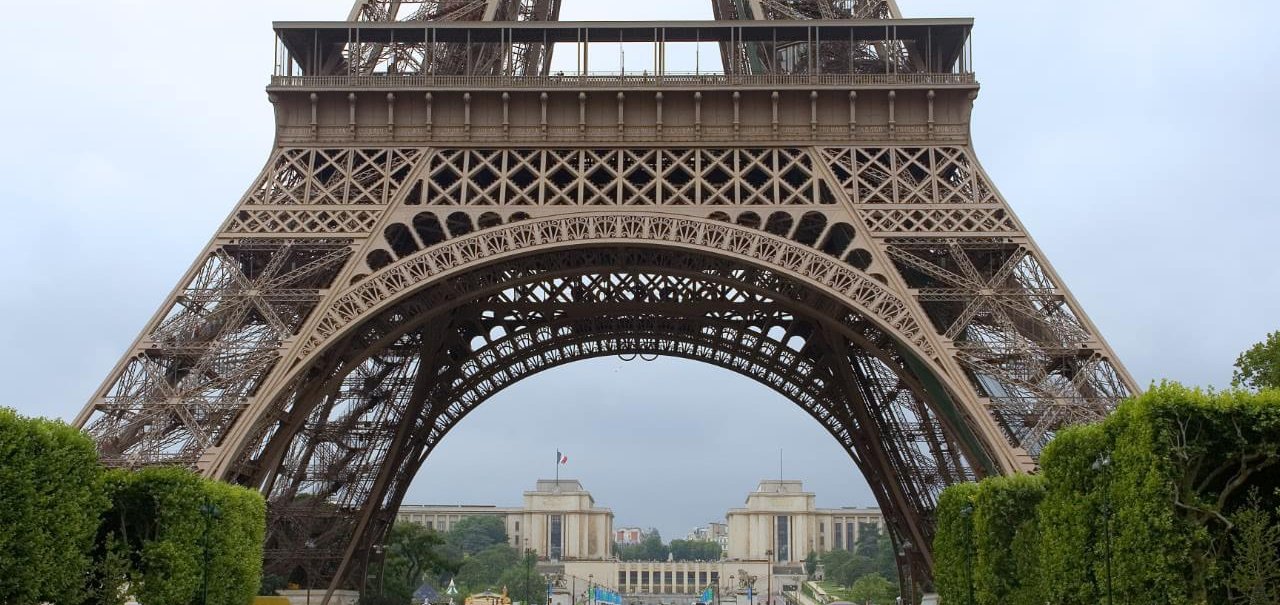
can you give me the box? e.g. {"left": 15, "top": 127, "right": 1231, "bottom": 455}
{"left": 726, "top": 480, "right": 884, "bottom": 564}
{"left": 396, "top": 479, "right": 613, "bottom": 561}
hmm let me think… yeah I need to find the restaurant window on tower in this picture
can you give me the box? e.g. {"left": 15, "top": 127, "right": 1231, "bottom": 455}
{"left": 549, "top": 514, "right": 563, "bottom": 560}
{"left": 775, "top": 515, "right": 790, "bottom": 562}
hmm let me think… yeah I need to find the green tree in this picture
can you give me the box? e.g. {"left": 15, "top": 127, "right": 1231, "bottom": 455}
{"left": 1233, "top": 330, "right": 1280, "bottom": 390}
{"left": 0, "top": 409, "right": 108, "bottom": 605}
{"left": 496, "top": 550, "right": 542, "bottom": 605}
{"left": 804, "top": 550, "right": 818, "bottom": 578}
{"left": 847, "top": 573, "right": 895, "bottom": 604}
{"left": 376, "top": 523, "right": 456, "bottom": 604}
{"left": 1226, "top": 493, "right": 1280, "bottom": 604}
{"left": 619, "top": 530, "right": 668, "bottom": 561}
{"left": 455, "top": 544, "right": 520, "bottom": 592}
{"left": 446, "top": 516, "right": 510, "bottom": 556}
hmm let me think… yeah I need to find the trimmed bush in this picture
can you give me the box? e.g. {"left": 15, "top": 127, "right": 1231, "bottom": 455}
{"left": 936, "top": 383, "right": 1280, "bottom": 605}
{"left": 1036, "top": 423, "right": 1108, "bottom": 605}
{"left": 95, "top": 466, "right": 266, "bottom": 605}
{"left": 933, "top": 482, "right": 979, "bottom": 604}
{"left": 1105, "top": 383, "right": 1280, "bottom": 604}
{"left": 972, "top": 474, "right": 1044, "bottom": 605}
{"left": 203, "top": 479, "right": 267, "bottom": 605}
{"left": 0, "top": 408, "right": 109, "bottom": 605}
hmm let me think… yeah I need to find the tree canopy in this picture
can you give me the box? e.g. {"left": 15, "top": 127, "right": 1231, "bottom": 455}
{"left": 1233, "top": 330, "right": 1280, "bottom": 390}
{"left": 446, "top": 516, "right": 509, "bottom": 556}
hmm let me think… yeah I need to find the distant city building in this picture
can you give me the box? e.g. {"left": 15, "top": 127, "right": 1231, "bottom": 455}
{"left": 686, "top": 522, "right": 729, "bottom": 552}
{"left": 397, "top": 479, "right": 614, "bottom": 561}
{"left": 726, "top": 480, "right": 884, "bottom": 564}
{"left": 614, "top": 527, "right": 644, "bottom": 545}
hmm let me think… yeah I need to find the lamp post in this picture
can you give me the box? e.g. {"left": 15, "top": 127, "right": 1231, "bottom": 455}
{"left": 1092, "top": 454, "right": 1114, "bottom": 605}
{"left": 897, "top": 540, "right": 914, "bottom": 605}
{"left": 373, "top": 543, "right": 387, "bottom": 598}
{"left": 525, "top": 550, "right": 533, "bottom": 605}
{"left": 764, "top": 550, "right": 773, "bottom": 605}
{"left": 200, "top": 498, "right": 221, "bottom": 605}
{"left": 958, "top": 505, "right": 974, "bottom": 605}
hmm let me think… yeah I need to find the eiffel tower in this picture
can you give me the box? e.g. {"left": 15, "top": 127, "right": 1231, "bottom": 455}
{"left": 74, "top": 0, "right": 1136, "bottom": 597}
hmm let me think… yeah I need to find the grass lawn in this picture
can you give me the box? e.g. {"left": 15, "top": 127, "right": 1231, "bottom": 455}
{"left": 813, "top": 581, "right": 855, "bottom": 602}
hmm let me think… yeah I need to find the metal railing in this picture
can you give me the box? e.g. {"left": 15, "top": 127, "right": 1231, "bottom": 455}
{"left": 276, "top": 122, "right": 970, "bottom": 145}
{"left": 268, "top": 72, "right": 976, "bottom": 89}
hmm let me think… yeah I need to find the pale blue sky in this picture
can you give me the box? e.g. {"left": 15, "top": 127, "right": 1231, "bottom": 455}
{"left": 0, "top": 0, "right": 1277, "bottom": 539}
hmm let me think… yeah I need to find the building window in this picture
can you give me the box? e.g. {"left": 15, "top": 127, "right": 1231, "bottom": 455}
{"left": 549, "top": 514, "right": 563, "bottom": 560}
{"left": 630, "top": 571, "right": 638, "bottom": 586}
{"left": 619, "top": 571, "right": 627, "bottom": 587}
{"left": 845, "top": 521, "right": 855, "bottom": 552}
{"left": 834, "top": 522, "right": 842, "bottom": 550}
{"left": 664, "top": 572, "right": 672, "bottom": 586}
{"left": 775, "top": 516, "right": 790, "bottom": 562}
{"left": 710, "top": 572, "right": 719, "bottom": 584}
{"left": 699, "top": 572, "right": 708, "bottom": 586}
{"left": 515, "top": 521, "right": 520, "bottom": 531}
{"left": 641, "top": 571, "right": 649, "bottom": 585}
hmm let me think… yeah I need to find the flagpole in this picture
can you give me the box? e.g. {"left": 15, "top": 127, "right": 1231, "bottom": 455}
{"left": 556, "top": 449, "right": 560, "bottom": 483}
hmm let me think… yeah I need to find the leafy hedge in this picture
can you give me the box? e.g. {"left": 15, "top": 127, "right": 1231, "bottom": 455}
{"left": 1036, "top": 423, "right": 1108, "bottom": 605}
{"left": 94, "top": 467, "right": 267, "bottom": 605}
{"left": 935, "top": 383, "right": 1280, "bottom": 605}
{"left": 972, "top": 474, "right": 1044, "bottom": 605}
{"left": 0, "top": 408, "right": 266, "bottom": 605}
{"left": 0, "top": 409, "right": 108, "bottom": 605}
{"left": 932, "top": 482, "right": 978, "bottom": 604}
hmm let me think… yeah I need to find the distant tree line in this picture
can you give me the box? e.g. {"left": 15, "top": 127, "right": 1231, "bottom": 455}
{"left": 614, "top": 530, "right": 723, "bottom": 562}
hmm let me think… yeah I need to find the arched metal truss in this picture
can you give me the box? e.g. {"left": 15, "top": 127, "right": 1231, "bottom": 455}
{"left": 228, "top": 246, "right": 985, "bottom": 590}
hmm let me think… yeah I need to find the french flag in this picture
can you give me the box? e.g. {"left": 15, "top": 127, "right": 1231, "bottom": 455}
{"left": 557, "top": 450, "right": 568, "bottom": 464}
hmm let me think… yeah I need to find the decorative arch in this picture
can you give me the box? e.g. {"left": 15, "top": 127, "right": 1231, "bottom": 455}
{"left": 218, "top": 233, "right": 1006, "bottom": 594}
{"left": 288, "top": 213, "right": 938, "bottom": 375}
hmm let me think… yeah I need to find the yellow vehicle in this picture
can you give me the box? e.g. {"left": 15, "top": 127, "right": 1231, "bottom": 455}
{"left": 466, "top": 591, "right": 514, "bottom": 605}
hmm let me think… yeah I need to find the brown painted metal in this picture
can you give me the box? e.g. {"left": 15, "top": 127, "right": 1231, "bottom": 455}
{"left": 74, "top": 0, "right": 1135, "bottom": 600}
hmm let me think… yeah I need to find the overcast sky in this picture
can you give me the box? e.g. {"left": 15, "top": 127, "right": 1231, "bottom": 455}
{"left": 1, "top": 0, "right": 1277, "bottom": 540}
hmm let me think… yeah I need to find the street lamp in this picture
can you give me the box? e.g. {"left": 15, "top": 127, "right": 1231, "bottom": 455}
{"left": 200, "top": 498, "right": 221, "bottom": 605}
{"left": 897, "top": 540, "right": 914, "bottom": 605}
{"left": 373, "top": 543, "right": 387, "bottom": 598}
{"left": 958, "top": 505, "right": 974, "bottom": 605}
{"left": 1092, "top": 454, "right": 1114, "bottom": 605}
{"left": 764, "top": 550, "right": 773, "bottom": 605}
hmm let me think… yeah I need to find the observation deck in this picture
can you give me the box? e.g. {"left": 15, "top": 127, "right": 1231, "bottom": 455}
{"left": 267, "top": 19, "right": 978, "bottom": 145}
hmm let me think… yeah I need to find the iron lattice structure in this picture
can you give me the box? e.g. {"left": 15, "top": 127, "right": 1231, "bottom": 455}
{"left": 76, "top": 0, "right": 1134, "bottom": 599}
